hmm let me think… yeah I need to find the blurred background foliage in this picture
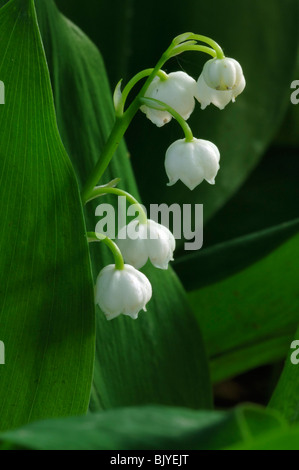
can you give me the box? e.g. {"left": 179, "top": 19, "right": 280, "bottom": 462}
{"left": 55, "top": 0, "right": 299, "bottom": 383}
{"left": 56, "top": 0, "right": 299, "bottom": 257}
{"left": 0, "top": 0, "right": 298, "bottom": 449}
{"left": 29, "top": 0, "right": 299, "bottom": 440}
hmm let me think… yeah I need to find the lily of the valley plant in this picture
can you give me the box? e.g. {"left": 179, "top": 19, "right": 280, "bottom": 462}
{"left": 82, "top": 32, "right": 246, "bottom": 321}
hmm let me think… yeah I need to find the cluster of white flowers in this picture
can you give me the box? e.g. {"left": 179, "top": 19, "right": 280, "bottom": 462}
{"left": 94, "top": 45, "right": 245, "bottom": 322}
{"left": 141, "top": 57, "right": 245, "bottom": 190}
{"left": 95, "top": 219, "right": 175, "bottom": 321}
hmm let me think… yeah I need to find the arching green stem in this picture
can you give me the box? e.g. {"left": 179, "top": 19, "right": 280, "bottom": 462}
{"left": 87, "top": 232, "right": 124, "bottom": 270}
{"left": 121, "top": 68, "right": 168, "bottom": 112}
{"left": 188, "top": 33, "right": 224, "bottom": 59}
{"left": 171, "top": 45, "right": 216, "bottom": 58}
{"left": 80, "top": 33, "right": 223, "bottom": 203}
{"left": 139, "top": 97, "right": 194, "bottom": 142}
{"left": 80, "top": 42, "right": 175, "bottom": 203}
{"left": 85, "top": 186, "right": 147, "bottom": 224}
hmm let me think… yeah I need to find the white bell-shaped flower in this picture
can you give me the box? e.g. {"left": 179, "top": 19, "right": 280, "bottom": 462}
{"left": 196, "top": 57, "right": 246, "bottom": 110}
{"left": 117, "top": 219, "right": 175, "bottom": 270}
{"left": 165, "top": 138, "right": 220, "bottom": 190}
{"left": 95, "top": 264, "right": 152, "bottom": 320}
{"left": 140, "top": 71, "right": 197, "bottom": 127}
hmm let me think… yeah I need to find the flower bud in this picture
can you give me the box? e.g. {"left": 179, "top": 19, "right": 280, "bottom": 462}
{"left": 95, "top": 264, "right": 152, "bottom": 320}
{"left": 165, "top": 138, "right": 220, "bottom": 190}
{"left": 117, "top": 219, "right": 175, "bottom": 270}
{"left": 196, "top": 57, "right": 245, "bottom": 110}
{"left": 140, "top": 71, "right": 197, "bottom": 127}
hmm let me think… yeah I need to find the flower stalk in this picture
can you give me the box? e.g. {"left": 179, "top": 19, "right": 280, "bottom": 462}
{"left": 139, "top": 97, "right": 194, "bottom": 141}
{"left": 87, "top": 232, "right": 124, "bottom": 270}
{"left": 81, "top": 32, "right": 226, "bottom": 204}
{"left": 81, "top": 31, "right": 246, "bottom": 320}
{"left": 86, "top": 186, "right": 148, "bottom": 224}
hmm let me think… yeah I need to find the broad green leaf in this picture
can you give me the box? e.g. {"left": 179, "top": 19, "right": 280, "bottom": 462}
{"left": 0, "top": 404, "right": 287, "bottom": 450}
{"left": 226, "top": 425, "right": 299, "bottom": 450}
{"left": 203, "top": 146, "right": 299, "bottom": 248}
{"left": 188, "top": 234, "right": 299, "bottom": 383}
{"left": 34, "top": 0, "right": 212, "bottom": 410}
{"left": 175, "top": 218, "right": 299, "bottom": 291}
{"left": 56, "top": 0, "right": 299, "bottom": 239}
{"left": 268, "top": 325, "right": 299, "bottom": 424}
{"left": 174, "top": 146, "right": 299, "bottom": 289}
{"left": 0, "top": 0, "right": 95, "bottom": 430}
